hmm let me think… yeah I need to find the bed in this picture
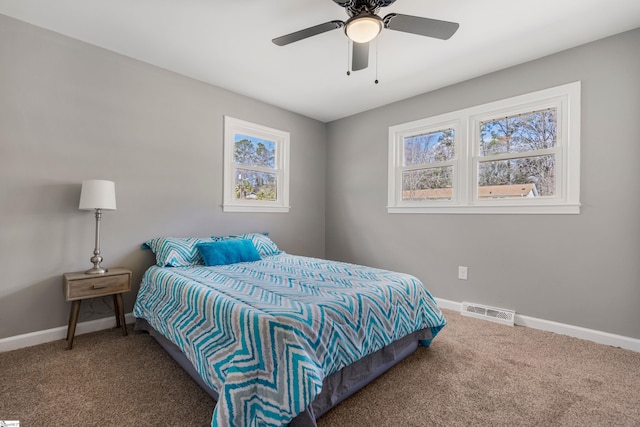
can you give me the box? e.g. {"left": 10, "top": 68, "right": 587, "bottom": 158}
{"left": 133, "top": 233, "right": 446, "bottom": 427}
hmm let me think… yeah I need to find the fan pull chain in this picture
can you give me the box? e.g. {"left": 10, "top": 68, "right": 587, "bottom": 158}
{"left": 374, "top": 37, "right": 379, "bottom": 84}
{"left": 346, "top": 39, "right": 351, "bottom": 76}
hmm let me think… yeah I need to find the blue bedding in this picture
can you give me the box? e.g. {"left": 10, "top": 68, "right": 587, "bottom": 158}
{"left": 133, "top": 253, "right": 445, "bottom": 427}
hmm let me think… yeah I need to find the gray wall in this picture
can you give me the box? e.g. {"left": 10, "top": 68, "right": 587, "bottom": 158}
{"left": 2, "top": 13, "right": 639, "bottom": 343}
{"left": 0, "top": 15, "right": 326, "bottom": 339}
{"left": 326, "top": 28, "right": 640, "bottom": 340}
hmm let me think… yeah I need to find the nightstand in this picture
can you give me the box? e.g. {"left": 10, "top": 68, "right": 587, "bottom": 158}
{"left": 63, "top": 268, "right": 132, "bottom": 349}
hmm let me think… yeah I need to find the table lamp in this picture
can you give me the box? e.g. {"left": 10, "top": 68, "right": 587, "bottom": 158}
{"left": 79, "top": 179, "right": 116, "bottom": 274}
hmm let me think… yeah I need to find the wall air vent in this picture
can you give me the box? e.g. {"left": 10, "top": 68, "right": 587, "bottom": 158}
{"left": 461, "top": 302, "right": 515, "bottom": 326}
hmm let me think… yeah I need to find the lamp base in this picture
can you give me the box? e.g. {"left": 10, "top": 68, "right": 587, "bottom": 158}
{"left": 85, "top": 266, "right": 108, "bottom": 274}
{"left": 85, "top": 253, "right": 107, "bottom": 274}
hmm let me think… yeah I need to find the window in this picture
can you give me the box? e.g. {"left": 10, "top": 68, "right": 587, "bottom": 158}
{"left": 388, "top": 82, "right": 581, "bottom": 214}
{"left": 223, "top": 116, "right": 290, "bottom": 212}
{"left": 402, "top": 126, "right": 456, "bottom": 202}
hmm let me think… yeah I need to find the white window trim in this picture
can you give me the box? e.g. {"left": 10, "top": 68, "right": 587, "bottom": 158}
{"left": 223, "top": 116, "right": 290, "bottom": 213}
{"left": 388, "top": 82, "right": 581, "bottom": 214}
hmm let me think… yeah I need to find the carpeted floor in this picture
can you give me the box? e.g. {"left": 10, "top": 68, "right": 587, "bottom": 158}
{"left": 1, "top": 309, "right": 639, "bottom": 426}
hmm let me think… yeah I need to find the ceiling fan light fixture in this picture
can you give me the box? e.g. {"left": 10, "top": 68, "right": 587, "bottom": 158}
{"left": 345, "top": 14, "right": 383, "bottom": 43}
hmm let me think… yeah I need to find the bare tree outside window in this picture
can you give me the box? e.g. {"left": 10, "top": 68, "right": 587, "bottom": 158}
{"left": 479, "top": 109, "right": 557, "bottom": 196}
{"left": 402, "top": 128, "right": 455, "bottom": 200}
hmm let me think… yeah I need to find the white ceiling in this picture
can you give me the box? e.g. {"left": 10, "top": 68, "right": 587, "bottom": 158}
{"left": 2, "top": 0, "right": 640, "bottom": 122}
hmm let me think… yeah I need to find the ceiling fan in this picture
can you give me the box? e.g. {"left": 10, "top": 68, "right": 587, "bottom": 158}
{"left": 272, "top": 0, "right": 460, "bottom": 73}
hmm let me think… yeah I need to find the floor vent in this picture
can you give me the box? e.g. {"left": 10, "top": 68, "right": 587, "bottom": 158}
{"left": 461, "top": 302, "right": 515, "bottom": 326}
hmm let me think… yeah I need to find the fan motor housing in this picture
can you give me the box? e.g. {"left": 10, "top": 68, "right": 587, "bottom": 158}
{"left": 335, "top": 0, "right": 396, "bottom": 17}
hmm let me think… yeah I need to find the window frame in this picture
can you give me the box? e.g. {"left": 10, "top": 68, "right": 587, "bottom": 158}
{"left": 223, "top": 116, "right": 290, "bottom": 213}
{"left": 388, "top": 82, "right": 581, "bottom": 214}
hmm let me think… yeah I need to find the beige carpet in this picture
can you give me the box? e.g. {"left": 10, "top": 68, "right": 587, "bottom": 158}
{"left": 1, "top": 309, "right": 639, "bottom": 426}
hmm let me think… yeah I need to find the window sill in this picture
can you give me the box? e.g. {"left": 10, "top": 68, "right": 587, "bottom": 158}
{"left": 387, "top": 203, "right": 580, "bottom": 215}
{"left": 223, "top": 204, "right": 290, "bottom": 213}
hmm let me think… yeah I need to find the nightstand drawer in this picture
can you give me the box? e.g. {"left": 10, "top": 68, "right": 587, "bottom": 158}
{"left": 64, "top": 271, "right": 131, "bottom": 300}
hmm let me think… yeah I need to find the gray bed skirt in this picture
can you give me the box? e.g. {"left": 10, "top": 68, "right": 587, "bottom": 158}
{"left": 135, "top": 318, "right": 434, "bottom": 426}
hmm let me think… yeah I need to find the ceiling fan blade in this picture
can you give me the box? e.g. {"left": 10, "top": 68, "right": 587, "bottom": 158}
{"left": 352, "top": 41, "right": 369, "bottom": 71}
{"left": 384, "top": 13, "right": 459, "bottom": 40}
{"left": 272, "top": 20, "right": 344, "bottom": 46}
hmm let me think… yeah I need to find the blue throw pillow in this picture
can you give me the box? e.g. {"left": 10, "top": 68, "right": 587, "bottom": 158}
{"left": 197, "top": 239, "right": 261, "bottom": 266}
{"left": 213, "top": 232, "right": 281, "bottom": 257}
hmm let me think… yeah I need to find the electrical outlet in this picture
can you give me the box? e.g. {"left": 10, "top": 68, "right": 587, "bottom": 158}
{"left": 458, "top": 266, "right": 468, "bottom": 280}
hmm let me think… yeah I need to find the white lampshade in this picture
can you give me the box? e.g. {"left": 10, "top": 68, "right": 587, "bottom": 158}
{"left": 79, "top": 180, "right": 117, "bottom": 210}
{"left": 345, "top": 15, "right": 383, "bottom": 43}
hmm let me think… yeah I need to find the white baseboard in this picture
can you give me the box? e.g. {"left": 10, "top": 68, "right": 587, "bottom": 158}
{"left": 0, "top": 313, "right": 135, "bottom": 353}
{"left": 436, "top": 298, "right": 640, "bottom": 353}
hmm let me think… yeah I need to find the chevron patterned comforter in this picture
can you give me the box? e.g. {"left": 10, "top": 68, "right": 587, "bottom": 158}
{"left": 133, "top": 253, "right": 445, "bottom": 427}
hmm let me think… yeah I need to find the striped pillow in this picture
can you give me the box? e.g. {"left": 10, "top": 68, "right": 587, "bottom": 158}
{"left": 214, "top": 233, "right": 281, "bottom": 257}
{"left": 143, "top": 237, "right": 218, "bottom": 267}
